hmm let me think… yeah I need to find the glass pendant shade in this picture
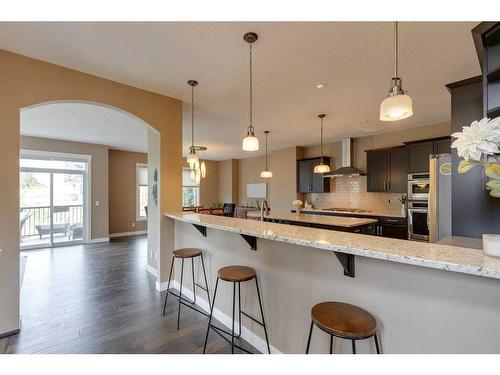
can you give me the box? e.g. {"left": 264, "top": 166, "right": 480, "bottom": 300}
{"left": 379, "top": 93, "right": 413, "bottom": 121}
{"left": 314, "top": 163, "right": 331, "bottom": 174}
{"left": 242, "top": 128, "right": 259, "bottom": 151}
{"left": 200, "top": 161, "right": 206, "bottom": 178}
{"left": 195, "top": 168, "right": 201, "bottom": 185}
{"left": 379, "top": 22, "right": 414, "bottom": 122}
{"left": 260, "top": 169, "right": 273, "bottom": 178}
{"left": 190, "top": 169, "right": 196, "bottom": 182}
{"left": 186, "top": 149, "right": 199, "bottom": 170}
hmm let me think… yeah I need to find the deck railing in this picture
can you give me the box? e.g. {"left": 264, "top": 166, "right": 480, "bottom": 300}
{"left": 20, "top": 205, "right": 83, "bottom": 237}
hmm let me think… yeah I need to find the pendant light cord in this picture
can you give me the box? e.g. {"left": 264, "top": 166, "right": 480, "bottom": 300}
{"left": 394, "top": 21, "right": 398, "bottom": 78}
{"left": 191, "top": 84, "right": 195, "bottom": 147}
{"left": 320, "top": 117, "right": 324, "bottom": 163}
{"left": 265, "top": 132, "right": 268, "bottom": 168}
{"left": 249, "top": 42, "right": 253, "bottom": 130}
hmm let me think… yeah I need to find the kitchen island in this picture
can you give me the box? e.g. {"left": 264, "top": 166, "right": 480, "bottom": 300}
{"left": 247, "top": 210, "right": 377, "bottom": 234}
{"left": 163, "top": 212, "right": 500, "bottom": 354}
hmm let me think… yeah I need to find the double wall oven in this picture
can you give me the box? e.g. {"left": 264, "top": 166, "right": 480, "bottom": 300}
{"left": 407, "top": 172, "right": 430, "bottom": 241}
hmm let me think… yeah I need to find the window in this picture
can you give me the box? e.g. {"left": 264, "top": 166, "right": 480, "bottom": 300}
{"left": 136, "top": 164, "right": 148, "bottom": 220}
{"left": 182, "top": 168, "right": 200, "bottom": 207}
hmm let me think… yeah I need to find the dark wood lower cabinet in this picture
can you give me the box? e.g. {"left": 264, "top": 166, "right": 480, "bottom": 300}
{"left": 263, "top": 218, "right": 376, "bottom": 235}
{"left": 375, "top": 223, "right": 407, "bottom": 239}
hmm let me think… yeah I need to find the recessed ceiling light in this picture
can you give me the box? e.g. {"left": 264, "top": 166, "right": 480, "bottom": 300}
{"left": 316, "top": 83, "right": 326, "bottom": 89}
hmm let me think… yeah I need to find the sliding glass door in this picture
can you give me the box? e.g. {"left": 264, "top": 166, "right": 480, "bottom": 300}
{"left": 20, "top": 153, "right": 89, "bottom": 249}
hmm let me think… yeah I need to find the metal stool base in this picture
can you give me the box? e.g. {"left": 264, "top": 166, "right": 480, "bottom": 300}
{"left": 202, "top": 276, "right": 271, "bottom": 354}
{"left": 162, "top": 252, "right": 211, "bottom": 330}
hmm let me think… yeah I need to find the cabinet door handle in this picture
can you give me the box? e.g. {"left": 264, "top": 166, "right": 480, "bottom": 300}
{"left": 388, "top": 181, "right": 391, "bottom": 190}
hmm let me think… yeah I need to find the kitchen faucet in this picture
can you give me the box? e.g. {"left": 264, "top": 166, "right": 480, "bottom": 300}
{"left": 260, "top": 200, "right": 270, "bottom": 221}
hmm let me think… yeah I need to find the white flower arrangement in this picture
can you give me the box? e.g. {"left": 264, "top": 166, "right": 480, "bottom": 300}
{"left": 451, "top": 117, "right": 500, "bottom": 198}
{"left": 292, "top": 200, "right": 303, "bottom": 209}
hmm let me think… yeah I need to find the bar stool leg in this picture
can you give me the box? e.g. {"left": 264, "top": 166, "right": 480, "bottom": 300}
{"left": 231, "top": 281, "right": 236, "bottom": 354}
{"left": 255, "top": 276, "right": 271, "bottom": 354}
{"left": 191, "top": 258, "right": 196, "bottom": 305}
{"left": 306, "top": 321, "right": 314, "bottom": 354}
{"left": 162, "top": 256, "right": 175, "bottom": 315}
{"left": 330, "top": 335, "right": 333, "bottom": 354}
{"left": 374, "top": 333, "right": 381, "bottom": 354}
{"left": 203, "top": 277, "right": 219, "bottom": 354}
{"left": 177, "top": 258, "right": 185, "bottom": 330}
{"left": 351, "top": 340, "right": 356, "bottom": 354}
{"left": 200, "top": 254, "right": 211, "bottom": 308}
{"left": 237, "top": 281, "right": 242, "bottom": 338}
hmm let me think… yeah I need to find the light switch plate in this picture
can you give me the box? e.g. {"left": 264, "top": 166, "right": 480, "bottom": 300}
{"left": 95, "top": 200, "right": 100, "bottom": 206}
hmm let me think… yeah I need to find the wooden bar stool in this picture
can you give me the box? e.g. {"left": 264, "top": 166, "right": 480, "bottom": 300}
{"left": 305, "top": 302, "right": 380, "bottom": 354}
{"left": 162, "top": 248, "right": 211, "bottom": 330}
{"left": 203, "top": 265, "right": 271, "bottom": 354}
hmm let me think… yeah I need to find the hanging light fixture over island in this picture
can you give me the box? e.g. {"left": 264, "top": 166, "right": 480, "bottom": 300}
{"left": 260, "top": 130, "right": 273, "bottom": 178}
{"left": 242, "top": 32, "right": 260, "bottom": 151}
{"left": 314, "top": 114, "right": 331, "bottom": 174}
{"left": 379, "top": 21, "right": 413, "bottom": 122}
{"left": 185, "top": 79, "right": 207, "bottom": 180}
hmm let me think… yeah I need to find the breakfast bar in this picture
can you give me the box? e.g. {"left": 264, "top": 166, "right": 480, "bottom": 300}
{"left": 164, "top": 212, "right": 500, "bottom": 353}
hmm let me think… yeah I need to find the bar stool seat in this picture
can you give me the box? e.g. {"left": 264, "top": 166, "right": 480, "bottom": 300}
{"left": 306, "top": 301, "right": 380, "bottom": 354}
{"left": 312, "top": 302, "right": 377, "bottom": 339}
{"left": 173, "top": 248, "right": 202, "bottom": 258}
{"left": 217, "top": 265, "right": 256, "bottom": 282}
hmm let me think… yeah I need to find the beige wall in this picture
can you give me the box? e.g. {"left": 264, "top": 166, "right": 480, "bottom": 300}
{"left": 237, "top": 147, "right": 302, "bottom": 211}
{"left": 20, "top": 136, "right": 110, "bottom": 240}
{"left": 239, "top": 155, "right": 267, "bottom": 206}
{"left": 269, "top": 147, "right": 302, "bottom": 211}
{"left": 0, "top": 49, "right": 182, "bottom": 335}
{"left": 218, "top": 159, "right": 239, "bottom": 204}
{"left": 109, "top": 149, "right": 148, "bottom": 235}
{"left": 199, "top": 160, "right": 219, "bottom": 207}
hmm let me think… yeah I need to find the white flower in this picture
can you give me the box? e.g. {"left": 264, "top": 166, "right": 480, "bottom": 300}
{"left": 451, "top": 117, "right": 500, "bottom": 161}
{"left": 292, "top": 200, "right": 303, "bottom": 208}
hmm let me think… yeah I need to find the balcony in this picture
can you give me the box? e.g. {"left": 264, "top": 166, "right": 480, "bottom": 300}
{"left": 20, "top": 205, "right": 84, "bottom": 247}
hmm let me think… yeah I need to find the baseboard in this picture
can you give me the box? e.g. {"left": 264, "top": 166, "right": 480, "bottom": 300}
{"left": 146, "top": 264, "right": 157, "bottom": 278}
{"left": 109, "top": 230, "right": 147, "bottom": 238}
{"left": 88, "top": 237, "right": 110, "bottom": 243}
{"left": 0, "top": 328, "right": 20, "bottom": 339}
{"left": 163, "top": 281, "right": 281, "bottom": 354}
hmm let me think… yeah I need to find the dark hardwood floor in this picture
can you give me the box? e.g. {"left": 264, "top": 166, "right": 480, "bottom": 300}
{"left": 1, "top": 235, "right": 257, "bottom": 354}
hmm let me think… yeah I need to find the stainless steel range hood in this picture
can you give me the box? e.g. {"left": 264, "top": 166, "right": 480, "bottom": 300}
{"left": 323, "top": 138, "right": 366, "bottom": 178}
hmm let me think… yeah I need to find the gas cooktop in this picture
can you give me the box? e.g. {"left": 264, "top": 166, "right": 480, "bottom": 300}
{"left": 322, "top": 208, "right": 371, "bottom": 213}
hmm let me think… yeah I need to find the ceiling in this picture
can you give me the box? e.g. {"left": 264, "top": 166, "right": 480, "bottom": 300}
{"left": 21, "top": 102, "right": 148, "bottom": 153}
{"left": 1, "top": 22, "right": 481, "bottom": 160}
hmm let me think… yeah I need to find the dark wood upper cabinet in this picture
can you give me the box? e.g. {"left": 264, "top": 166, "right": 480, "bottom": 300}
{"left": 367, "top": 150, "right": 387, "bottom": 192}
{"left": 407, "top": 141, "right": 434, "bottom": 172}
{"left": 366, "top": 147, "right": 408, "bottom": 193}
{"left": 297, "top": 157, "right": 330, "bottom": 193}
{"left": 434, "top": 138, "right": 452, "bottom": 154}
{"left": 387, "top": 148, "right": 409, "bottom": 192}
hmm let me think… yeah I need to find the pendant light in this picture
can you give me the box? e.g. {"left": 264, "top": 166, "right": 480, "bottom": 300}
{"left": 200, "top": 160, "right": 206, "bottom": 178}
{"left": 242, "top": 32, "right": 260, "bottom": 151}
{"left": 260, "top": 130, "right": 273, "bottom": 178}
{"left": 186, "top": 80, "right": 200, "bottom": 169}
{"left": 379, "top": 21, "right": 413, "bottom": 122}
{"left": 314, "top": 114, "right": 330, "bottom": 174}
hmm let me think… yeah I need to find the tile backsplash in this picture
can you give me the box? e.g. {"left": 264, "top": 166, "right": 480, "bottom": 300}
{"left": 303, "top": 176, "right": 405, "bottom": 214}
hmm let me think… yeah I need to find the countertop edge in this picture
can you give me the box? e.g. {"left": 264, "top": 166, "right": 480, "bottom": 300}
{"left": 165, "top": 212, "right": 500, "bottom": 280}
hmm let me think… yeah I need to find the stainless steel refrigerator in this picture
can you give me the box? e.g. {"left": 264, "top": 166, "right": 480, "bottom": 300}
{"left": 428, "top": 154, "right": 452, "bottom": 243}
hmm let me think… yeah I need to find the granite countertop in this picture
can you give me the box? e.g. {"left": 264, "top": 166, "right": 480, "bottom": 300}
{"left": 437, "top": 236, "right": 483, "bottom": 250}
{"left": 247, "top": 210, "right": 378, "bottom": 228}
{"left": 165, "top": 211, "right": 500, "bottom": 280}
{"left": 295, "top": 208, "right": 406, "bottom": 218}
